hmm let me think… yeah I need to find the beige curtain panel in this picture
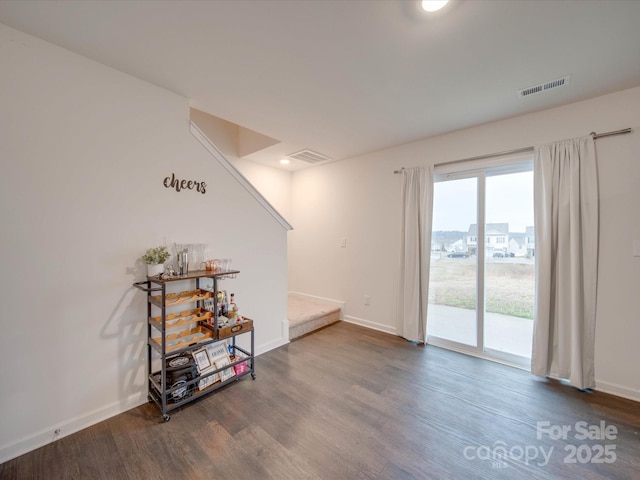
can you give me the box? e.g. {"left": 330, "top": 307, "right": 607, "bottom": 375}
{"left": 532, "top": 136, "right": 599, "bottom": 390}
{"left": 397, "top": 166, "right": 434, "bottom": 343}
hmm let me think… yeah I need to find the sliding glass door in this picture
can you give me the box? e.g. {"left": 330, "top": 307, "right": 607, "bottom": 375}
{"left": 427, "top": 156, "right": 534, "bottom": 367}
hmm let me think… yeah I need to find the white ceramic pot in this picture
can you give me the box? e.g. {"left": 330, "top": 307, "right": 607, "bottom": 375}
{"left": 147, "top": 263, "right": 164, "bottom": 277}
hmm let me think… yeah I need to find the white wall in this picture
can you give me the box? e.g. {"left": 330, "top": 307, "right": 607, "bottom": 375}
{"left": 228, "top": 157, "right": 293, "bottom": 223}
{"left": 0, "top": 23, "right": 288, "bottom": 462}
{"left": 290, "top": 86, "right": 640, "bottom": 402}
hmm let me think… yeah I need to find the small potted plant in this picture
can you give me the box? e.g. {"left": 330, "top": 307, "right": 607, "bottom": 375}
{"left": 142, "top": 246, "right": 171, "bottom": 277}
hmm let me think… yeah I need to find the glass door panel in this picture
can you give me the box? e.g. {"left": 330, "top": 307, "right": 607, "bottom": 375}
{"left": 483, "top": 171, "right": 534, "bottom": 360}
{"left": 427, "top": 177, "right": 477, "bottom": 347}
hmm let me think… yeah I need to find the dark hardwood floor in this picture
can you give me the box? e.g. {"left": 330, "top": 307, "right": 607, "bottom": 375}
{"left": 2, "top": 321, "right": 639, "bottom": 479}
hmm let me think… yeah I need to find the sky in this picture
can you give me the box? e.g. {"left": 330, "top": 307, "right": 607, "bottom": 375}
{"left": 432, "top": 171, "right": 534, "bottom": 233}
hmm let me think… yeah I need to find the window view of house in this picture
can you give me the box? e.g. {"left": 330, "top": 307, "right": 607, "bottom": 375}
{"left": 428, "top": 176, "right": 478, "bottom": 347}
{"left": 484, "top": 170, "right": 534, "bottom": 360}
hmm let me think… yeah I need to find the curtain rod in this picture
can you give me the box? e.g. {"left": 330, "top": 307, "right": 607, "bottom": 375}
{"left": 590, "top": 127, "right": 632, "bottom": 139}
{"left": 393, "top": 127, "right": 632, "bottom": 173}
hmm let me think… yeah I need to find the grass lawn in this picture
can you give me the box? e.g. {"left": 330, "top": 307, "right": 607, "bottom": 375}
{"left": 428, "top": 256, "right": 535, "bottom": 319}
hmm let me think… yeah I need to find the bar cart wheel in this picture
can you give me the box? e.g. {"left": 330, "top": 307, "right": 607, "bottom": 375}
{"left": 162, "top": 414, "right": 171, "bottom": 423}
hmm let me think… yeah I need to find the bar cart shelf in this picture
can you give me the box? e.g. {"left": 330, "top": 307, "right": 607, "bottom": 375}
{"left": 133, "top": 269, "right": 255, "bottom": 422}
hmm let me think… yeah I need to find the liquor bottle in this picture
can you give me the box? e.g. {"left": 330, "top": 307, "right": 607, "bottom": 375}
{"left": 228, "top": 293, "right": 238, "bottom": 320}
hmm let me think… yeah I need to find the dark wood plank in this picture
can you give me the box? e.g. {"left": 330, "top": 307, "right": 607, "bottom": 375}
{"left": 2, "top": 321, "right": 639, "bottom": 479}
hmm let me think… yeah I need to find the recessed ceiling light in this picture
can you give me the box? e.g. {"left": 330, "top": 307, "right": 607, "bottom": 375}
{"left": 421, "top": 0, "right": 449, "bottom": 12}
{"left": 280, "top": 158, "right": 290, "bottom": 165}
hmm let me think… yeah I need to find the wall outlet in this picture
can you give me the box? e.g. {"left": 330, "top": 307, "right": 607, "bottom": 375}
{"left": 364, "top": 294, "right": 370, "bottom": 306}
{"left": 340, "top": 237, "right": 347, "bottom": 248}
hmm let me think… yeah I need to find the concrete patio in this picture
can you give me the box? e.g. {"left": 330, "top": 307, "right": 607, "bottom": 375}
{"left": 427, "top": 304, "right": 533, "bottom": 358}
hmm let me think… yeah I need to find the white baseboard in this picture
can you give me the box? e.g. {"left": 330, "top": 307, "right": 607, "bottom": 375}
{"left": 0, "top": 391, "right": 147, "bottom": 464}
{"left": 281, "top": 318, "right": 290, "bottom": 340}
{"left": 288, "top": 291, "right": 345, "bottom": 319}
{"left": 1, "top": 319, "right": 291, "bottom": 464}
{"left": 343, "top": 315, "right": 397, "bottom": 335}
{"left": 595, "top": 379, "right": 640, "bottom": 403}
{"left": 256, "top": 319, "right": 290, "bottom": 355}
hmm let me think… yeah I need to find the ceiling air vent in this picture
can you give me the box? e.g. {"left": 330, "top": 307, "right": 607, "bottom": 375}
{"left": 287, "top": 149, "right": 332, "bottom": 164}
{"left": 518, "top": 75, "right": 571, "bottom": 98}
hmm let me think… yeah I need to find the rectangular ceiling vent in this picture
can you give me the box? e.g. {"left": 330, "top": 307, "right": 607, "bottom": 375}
{"left": 287, "top": 149, "right": 332, "bottom": 164}
{"left": 518, "top": 75, "right": 571, "bottom": 98}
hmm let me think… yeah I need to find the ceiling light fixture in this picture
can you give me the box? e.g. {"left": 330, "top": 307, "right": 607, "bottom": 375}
{"left": 421, "top": 0, "right": 449, "bottom": 12}
{"left": 279, "top": 158, "right": 290, "bottom": 165}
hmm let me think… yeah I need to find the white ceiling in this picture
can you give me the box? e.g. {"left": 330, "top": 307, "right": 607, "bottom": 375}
{"left": 2, "top": 0, "right": 640, "bottom": 171}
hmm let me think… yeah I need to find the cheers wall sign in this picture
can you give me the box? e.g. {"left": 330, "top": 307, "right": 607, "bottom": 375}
{"left": 163, "top": 173, "right": 207, "bottom": 194}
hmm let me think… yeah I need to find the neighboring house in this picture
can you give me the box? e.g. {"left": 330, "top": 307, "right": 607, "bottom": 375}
{"left": 431, "top": 230, "right": 467, "bottom": 252}
{"left": 508, "top": 233, "right": 527, "bottom": 257}
{"left": 526, "top": 226, "right": 535, "bottom": 256}
{"left": 467, "top": 223, "right": 509, "bottom": 254}
{"left": 451, "top": 238, "right": 466, "bottom": 252}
